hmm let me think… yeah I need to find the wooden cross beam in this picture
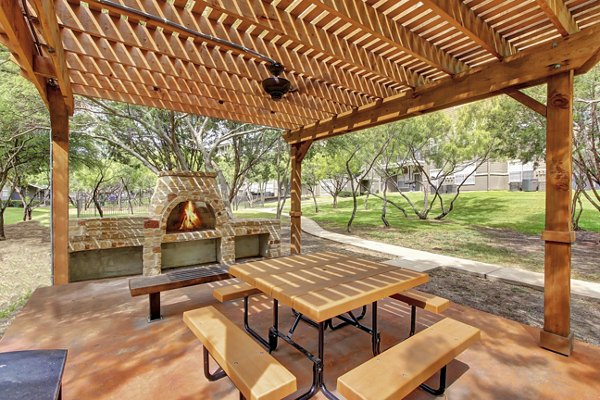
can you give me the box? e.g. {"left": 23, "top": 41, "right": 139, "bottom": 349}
{"left": 29, "top": 0, "right": 74, "bottom": 114}
{"left": 285, "top": 25, "right": 600, "bottom": 144}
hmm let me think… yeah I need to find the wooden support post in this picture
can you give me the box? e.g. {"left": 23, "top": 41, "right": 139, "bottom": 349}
{"left": 289, "top": 141, "right": 312, "bottom": 255}
{"left": 540, "top": 71, "right": 575, "bottom": 355}
{"left": 49, "top": 86, "right": 70, "bottom": 285}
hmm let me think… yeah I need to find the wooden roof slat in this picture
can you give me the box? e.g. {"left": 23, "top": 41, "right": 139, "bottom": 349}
{"left": 192, "top": 0, "right": 413, "bottom": 90}
{"left": 58, "top": 0, "right": 373, "bottom": 109}
{"left": 535, "top": 0, "right": 580, "bottom": 35}
{"left": 70, "top": 65, "right": 315, "bottom": 126}
{"left": 65, "top": 51, "right": 331, "bottom": 121}
{"left": 0, "top": 0, "right": 596, "bottom": 131}
{"left": 72, "top": 83, "right": 296, "bottom": 129}
{"left": 419, "top": 0, "right": 517, "bottom": 58}
{"left": 305, "top": 0, "right": 458, "bottom": 78}
{"left": 87, "top": 0, "right": 398, "bottom": 98}
{"left": 29, "top": 0, "right": 74, "bottom": 113}
{"left": 0, "top": 0, "right": 48, "bottom": 107}
{"left": 285, "top": 24, "right": 600, "bottom": 143}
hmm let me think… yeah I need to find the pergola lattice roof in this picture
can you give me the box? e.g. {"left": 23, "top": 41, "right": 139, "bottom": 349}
{"left": 1, "top": 0, "right": 599, "bottom": 139}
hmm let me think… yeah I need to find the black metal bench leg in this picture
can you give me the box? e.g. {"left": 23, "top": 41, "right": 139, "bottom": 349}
{"left": 409, "top": 305, "right": 417, "bottom": 337}
{"left": 420, "top": 365, "right": 447, "bottom": 396}
{"left": 148, "top": 292, "right": 163, "bottom": 322}
{"left": 203, "top": 347, "right": 227, "bottom": 381}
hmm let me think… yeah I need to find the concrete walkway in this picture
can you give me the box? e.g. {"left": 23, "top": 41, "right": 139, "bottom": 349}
{"left": 301, "top": 216, "right": 600, "bottom": 300}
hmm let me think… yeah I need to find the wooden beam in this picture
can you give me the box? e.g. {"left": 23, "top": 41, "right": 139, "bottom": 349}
{"left": 189, "top": 0, "right": 413, "bottom": 90}
{"left": 72, "top": 84, "right": 295, "bottom": 129}
{"left": 33, "top": 54, "right": 55, "bottom": 78}
{"left": 53, "top": 2, "right": 366, "bottom": 111}
{"left": 540, "top": 70, "right": 574, "bottom": 356}
{"left": 70, "top": 69, "right": 308, "bottom": 126}
{"left": 0, "top": 0, "right": 48, "bottom": 107}
{"left": 576, "top": 47, "right": 600, "bottom": 75}
{"left": 82, "top": 0, "right": 400, "bottom": 98}
{"left": 505, "top": 90, "right": 547, "bottom": 117}
{"left": 535, "top": 0, "right": 579, "bottom": 36}
{"left": 420, "top": 0, "right": 516, "bottom": 58}
{"left": 30, "top": 0, "right": 74, "bottom": 114}
{"left": 48, "top": 86, "right": 70, "bottom": 285}
{"left": 285, "top": 25, "right": 600, "bottom": 144}
{"left": 289, "top": 141, "right": 312, "bottom": 254}
{"left": 65, "top": 51, "right": 328, "bottom": 122}
{"left": 316, "top": 0, "right": 466, "bottom": 75}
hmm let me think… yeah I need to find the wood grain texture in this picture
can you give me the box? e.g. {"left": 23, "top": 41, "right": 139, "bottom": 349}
{"left": 542, "top": 70, "right": 574, "bottom": 355}
{"left": 337, "top": 317, "right": 480, "bottom": 400}
{"left": 390, "top": 289, "right": 450, "bottom": 314}
{"left": 230, "top": 253, "right": 428, "bottom": 322}
{"left": 213, "top": 282, "right": 261, "bottom": 302}
{"left": 49, "top": 86, "right": 69, "bottom": 285}
{"left": 129, "top": 265, "right": 231, "bottom": 296}
{"left": 183, "top": 306, "right": 297, "bottom": 400}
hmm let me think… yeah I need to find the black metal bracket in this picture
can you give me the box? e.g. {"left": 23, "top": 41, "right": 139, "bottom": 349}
{"left": 202, "top": 347, "right": 227, "bottom": 381}
{"left": 420, "top": 365, "right": 447, "bottom": 396}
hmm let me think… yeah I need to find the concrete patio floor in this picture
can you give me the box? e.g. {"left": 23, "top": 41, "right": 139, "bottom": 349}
{"left": 0, "top": 275, "right": 598, "bottom": 400}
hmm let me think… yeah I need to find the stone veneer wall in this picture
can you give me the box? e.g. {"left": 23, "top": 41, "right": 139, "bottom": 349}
{"left": 68, "top": 171, "right": 282, "bottom": 279}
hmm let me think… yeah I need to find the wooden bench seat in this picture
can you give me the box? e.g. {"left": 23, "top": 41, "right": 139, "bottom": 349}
{"left": 337, "top": 317, "right": 480, "bottom": 400}
{"left": 183, "top": 306, "right": 297, "bottom": 400}
{"left": 213, "top": 282, "right": 261, "bottom": 302}
{"left": 390, "top": 289, "right": 450, "bottom": 336}
{"left": 129, "top": 264, "right": 231, "bottom": 321}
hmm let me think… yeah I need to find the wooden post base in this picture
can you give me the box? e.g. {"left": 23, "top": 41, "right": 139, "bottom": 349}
{"left": 540, "top": 330, "right": 574, "bottom": 356}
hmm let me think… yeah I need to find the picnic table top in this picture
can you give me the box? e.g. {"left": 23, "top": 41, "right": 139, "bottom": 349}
{"left": 229, "top": 252, "right": 429, "bottom": 322}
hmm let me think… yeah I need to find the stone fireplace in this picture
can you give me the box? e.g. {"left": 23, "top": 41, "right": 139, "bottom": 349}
{"left": 68, "top": 171, "right": 281, "bottom": 281}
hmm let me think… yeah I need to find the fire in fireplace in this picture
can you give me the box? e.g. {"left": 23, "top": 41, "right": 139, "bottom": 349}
{"left": 166, "top": 201, "right": 215, "bottom": 233}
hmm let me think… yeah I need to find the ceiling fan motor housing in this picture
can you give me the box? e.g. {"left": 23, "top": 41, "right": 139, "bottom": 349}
{"left": 262, "top": 62, "right": 291, "bottom": 101}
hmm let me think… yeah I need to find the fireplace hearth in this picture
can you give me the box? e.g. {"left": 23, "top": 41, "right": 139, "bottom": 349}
{"left": 68, "top": 171, "right": 281, "bottom": 281}
{"left": 166, "top": 201, "right": 215, "bottom": 233}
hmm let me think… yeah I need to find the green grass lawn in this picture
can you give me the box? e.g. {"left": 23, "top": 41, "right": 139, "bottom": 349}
{"left": 3, "top": 207, "right": 51, "bottom": 226}
{"left": 300, "top": 191, "right": 600, "bottom": 280}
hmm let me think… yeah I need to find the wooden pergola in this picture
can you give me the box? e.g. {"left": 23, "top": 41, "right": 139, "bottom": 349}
{"left": 1, "top": 0, "right": 599, "bottom": 356}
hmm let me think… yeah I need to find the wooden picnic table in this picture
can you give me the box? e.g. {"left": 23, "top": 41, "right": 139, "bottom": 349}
{"left": 229, "top": 251, "right": 429, "bottom": 399}
{"left": 229, "top": 251, "right": 429, "bottom": 322}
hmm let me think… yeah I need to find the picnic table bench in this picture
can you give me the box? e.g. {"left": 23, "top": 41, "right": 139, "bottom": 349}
{"left": 183, "top": 306, "right": 297, "bottom": 400}
{"left": 338, "top": 317, "right": 480, "bottom": 399}
{"left": 129, "top": 264, "right": 231, "bottom": 321}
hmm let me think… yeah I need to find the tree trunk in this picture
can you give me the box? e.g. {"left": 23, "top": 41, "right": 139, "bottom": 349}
{"left": 0, "top": 209, "right": 5, "bottom": 241}
{"left": 309, "top": 187, "right": 319, "bottom": 213}
{"left": 381, "top": 185, "right": 390, "bottom": 228}
{"left": 333, "top": 194, "right": 338, "bottom": 208}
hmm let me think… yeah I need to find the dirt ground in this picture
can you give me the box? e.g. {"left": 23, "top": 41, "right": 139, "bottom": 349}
{"left": 0, "top": 222, "right": 598, "bottom": 347}
{"left": 476, "top": 226, "right": 600, "bottom": 282}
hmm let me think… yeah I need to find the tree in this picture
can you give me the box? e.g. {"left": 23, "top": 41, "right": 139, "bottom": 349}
{"left": 572, "top": 66, "right": 600, "bottom": 227}
{"left": 301, "top": 147, "right": 327, "bottom": 213}
{"left": 339, "top": 132, "right": 392, "bottom": 232}
{"left": 76, "top": 98, "right": 280, "bottom": 215}
{"left": 318, "top": 140, "right": 350, "bottom": 208}
{"left": 0, "top": 50, "right": 49, "bottom": 239}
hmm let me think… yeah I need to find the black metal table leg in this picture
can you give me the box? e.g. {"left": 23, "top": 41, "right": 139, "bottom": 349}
{"left": 420, "top": 365, "right": 447, "bottom": 395}
{"left": 148, "top": 292, "right": 162, "bottom": 322}
{"left": 269, "top": 299, "right": 279, "bottom": 352}
{"left": 409, "top": 305, "right": 417, "bottom": 337}
{"left": 372, "top": 301, "right": 381, "bottom": 356}
{"left": 203, "top": 347, "right": 227, "bottom": 381}
{"left": 243, "top": 296, "right": 271, "bottom": 350}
